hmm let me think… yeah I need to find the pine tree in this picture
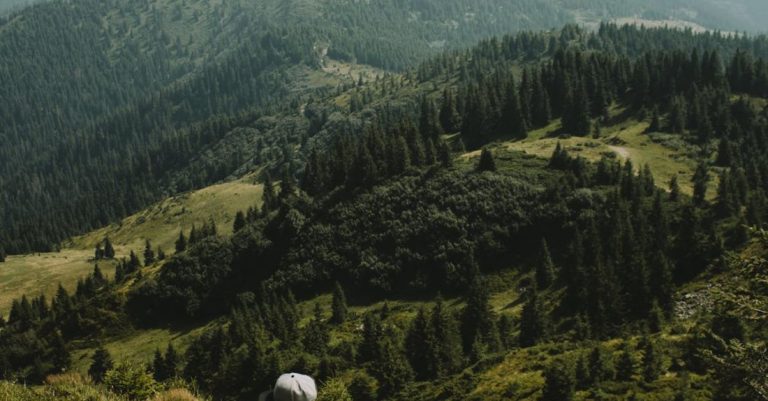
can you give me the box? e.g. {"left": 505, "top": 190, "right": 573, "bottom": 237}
{"left": 233, "top": 211, "right": 247, "bottom": 232}
{"left": 370, "top": 338, "right": 413, "bottom": 399}
{"left": 405, "top": 307, "right": 435, "bottom": 380}
{"left": 438, "top": 140, "right": 453, "bottom": 169}
{"left": 669, "top": 175, "right": 681, "bottom": 202}
{"left": 152, "top": 349, "right": 166, "bottom": 382}
{"left": 51, "top": 332, "right": 71, "bottom": 372}
{"left": 536, "top": 239, "right": 556, "bottom": 288}
{"left": 89, "top": 347, "right": 113, "bottom": 383}
{"left": 541, "top": 359, "right": 575, "bottom": 401}
{"left": 461, "top": 275, "right": 500, "bottom": 353}
{"left": 716, "top": 173, "right": 737, "bottom": 218}
{"left": 303, "top": 303, "right": 330, "bottom": 356}
{"left": 477, "top": 148, "right": 497, "bottom": 173}
{"left": 175, "top": 231, "right": 187, "bottom": 253}
{"left": 642, "top": 337, "right": 661, "bottom": 383}
{"left": 262, "top": 173, "right": 277, "bottom": 214}
{"left": 331, "top": 282, "right": 348, "bottom": 325}
{"left": 419, "top": 96, "right": 444, "bottom": 140}
{"left": 0, "top": 247, "right": 5, "bottom": 263}
{"left": 588, "top": 346, "right": 614, "bottom": 385}
{"left": 519, "top": 284, "right": 546, "bottom": 347}
{"left": 143, "top": 239, "right": 155, "bottom": 266}
{"left": 692, "top": 161, "right": 710, "bottom": 207}
{"left": 359, "top": 313, "right": 384, "bottom": 363}
{"left": 431, "top": 297, "right": 463, "bottom": 377}
{"left": 164, "top": 343, "right": 179, "bottom": 380}
{"left": 104, "top": 237, "right": 115, "bottom": 259}
{"left": 615, "top": 344, "right": 635, "bottom": 381}
{"left": 575, "top": 355, "right": 590, "bottom": 390}
{"left": 440, "top": 88, "right": 461, "bottom": 133}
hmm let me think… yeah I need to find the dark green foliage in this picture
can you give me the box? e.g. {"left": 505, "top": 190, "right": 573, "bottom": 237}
{"left": 88, "top": 347, "right": 113, "bottom": 383}
{"left": 233, "top": 211, "right": 247, "bottom": 233}
{"left": 104, "top": 238, "right": 115, "bottom": 259}
{"left": 642, "top": 337, "right": 661, "bottom": 383}
{"left": 541, "top": 359, "right": 574, "bottom": 401}
{"left": 536, "top": 239, "right": 556, "bottom": 288}
{"left": 692, "top": 162, "right": 711, "bottom": 207}
{"left": 588, "top": 346, "right": 614, "bottom": 385}
{"left": 615, "top": 344, "right": 635, "bottom": 381}
{"left": 348, "top": 371, "right": 378, "bottom": 401}
{"left": 461, "top": 275, "right": 500, "bottom": 353}
{"left": 477, "top": 148, "right": 497, "bottom": 172}
{"left": 370, "top": 338, "right": 414, "bottom": 399}
{"left": 331, "top": 282, "right": 349, "bottom": 325}
{"left": 303, "top": 304, "right": 330, "bottom": 356}
{"left": 175, "top": 231, "right": 188, "bottom": 254}
{"left": 143, "top": 240, "right": 155, "bottom": 266}
{"left": 519, "top": 284, "right": 547, "bottom": 347}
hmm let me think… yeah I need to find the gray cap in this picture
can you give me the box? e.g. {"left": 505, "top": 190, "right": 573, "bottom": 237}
{"left": 271, "top": 373, "right": 317, "bottom": 401}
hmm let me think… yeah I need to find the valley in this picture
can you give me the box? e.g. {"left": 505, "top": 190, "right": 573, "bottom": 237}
{"left": 1, "top": 0, "right": 768, "bottom": 401}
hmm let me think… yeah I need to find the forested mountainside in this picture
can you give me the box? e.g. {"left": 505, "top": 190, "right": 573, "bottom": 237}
{"left": 2, "top": 0, "right": 768, "bottom": 257}
{"left": 2, "top": 22, "right": 768, "bottom": 401}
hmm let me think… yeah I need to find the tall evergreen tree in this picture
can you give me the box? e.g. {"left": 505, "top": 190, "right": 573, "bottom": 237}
{"left": 519, "top": 284, "right": 547, "bottom": 347}
{"left": 692, "top": 161, "right": 710, "bottom": 207}
{"left": 642, "top": 337, "right": 661, "bottom": 383}
{"left": 541, "top": 359, "right": 575, "bottom": 401}
{"left": 233, "top": 211, "right": 247, "bottom": 232}
{"left": 175, "top": 231, "right": 187, "bottom": 254}
{"left": 331, "top": 282, "right": 349, "bottom": 325}
{"left": 89, "top": 347, "right": 113, "bottom": 383}
{"left": 536, "top": 239, "right": 556, "bottom": 288}
{"left": 461, "top": 275, "right": 500, "bottom": 353}
{"left": 143, "top": 239, "right": 155, "bottom": 266}
{"left": 103, "top": 237, "right": 115, "bottom": 259}
{"left": 477, "top": 148, "right": 497, "bottom": 173}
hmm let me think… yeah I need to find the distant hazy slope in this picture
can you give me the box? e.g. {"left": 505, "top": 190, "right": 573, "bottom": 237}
{"left": 0, "top": 0, "right": 39, "bottom": 14}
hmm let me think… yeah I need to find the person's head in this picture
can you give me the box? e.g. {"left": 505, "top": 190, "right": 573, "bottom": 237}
{"left": 260, "top": 373, "right": 317, "bottom": 401}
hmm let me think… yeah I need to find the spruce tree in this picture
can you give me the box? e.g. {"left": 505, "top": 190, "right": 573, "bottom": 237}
{"left": 642, "top": 337, "right": 661, "bottom": 383}
{"left": 175, "top": 230, "right": 187, "bottom": 253}
{"left": 405, "top": 307, "right": 435, "bottom": 380}
{"left": 519, "top": 284, "right": 546, "bottom": 347}
{"left": 692, "top": 162, "right": 710, "bottom": 207}
{"left": 89, "top": 347, "right": 113, "bottom": 383}
{"left": 104, "top": 237, "right": 115, "bottom": 259}
{"left": 431, "top": 297, "right": 463, "bottom": 377}
{"left": 303, "top": 303, "right": 330, "bottom": 356}
{"left": 440, "top": 88, "right": 461, "bottom": 133}
{"left": 164, "top": 343, "right": 179, "bottom": 380}
{"left": 370, "top": 339, "right": 413, "bottom": 399}
{"left": 152, "top": 349, "right": 166, "bottom": 382}
{"left": 615, "top": 344, "right": 635, "bottom": 381}
{"left": 461, "top": 275, "right": 500, "bottom": 353}
{"left": 536, "top": 239, "right": 556, "bottom": 288}
{"left": 143, "top": 239, "right": 155, "bottom": 266}
{"left": 262, "top": 174, "right": 277, "bottom": 214}
{"left": 588, "top": 346, "right": 614, "bottom": 385}
{"left": 438, "top": 140, "right": 453, "bottom": 169}
{"left": 541, "top": 359, "right": 575, "bottom": 401}
{"left": 669, "top": 175, "right": 680, "bottom": 202}
{"left": 233, "top": 211, "right": 247, "bottom": 232}
{"left": 477, "top": 148, "right": 497, "bottom": 173}
{"left": 331, "top": 282, "right": 349, "bottom": 325}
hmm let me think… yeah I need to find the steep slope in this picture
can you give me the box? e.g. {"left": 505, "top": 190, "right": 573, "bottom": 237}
{"left": 2, "top": 0, "right": 768, "bottom": 256}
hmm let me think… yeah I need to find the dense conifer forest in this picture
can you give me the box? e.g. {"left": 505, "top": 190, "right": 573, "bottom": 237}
{"left": 2, "top": 1, "right": 768, "bottom": 401}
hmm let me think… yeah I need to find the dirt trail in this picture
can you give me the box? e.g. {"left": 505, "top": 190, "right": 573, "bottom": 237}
{"left": 608, "top": 145, "right": 631, "bottom": 159}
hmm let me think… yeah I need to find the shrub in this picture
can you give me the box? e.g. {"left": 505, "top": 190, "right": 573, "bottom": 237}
{"left": 317, "top": 378, "right": 353, "bottom": 401}
{"left": 104, "top": 363, "right": 158, "bottom": 401}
